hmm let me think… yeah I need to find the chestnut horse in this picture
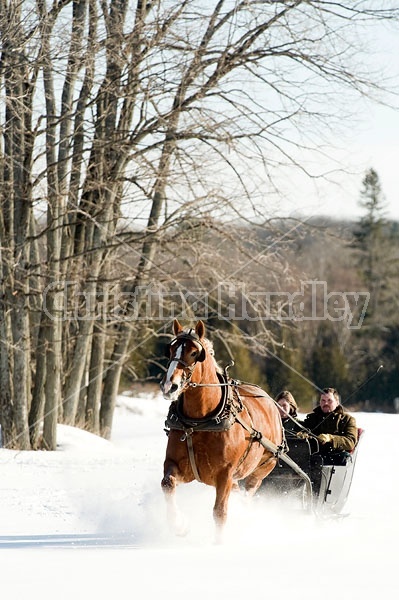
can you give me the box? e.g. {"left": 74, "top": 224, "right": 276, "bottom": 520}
{"left": 160, "top": 319, "right": 284, "bottom": 541}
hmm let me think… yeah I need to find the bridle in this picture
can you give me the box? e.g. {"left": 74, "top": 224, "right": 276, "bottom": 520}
{"left": 165, "top": 329, "right": 206, "bottom": 361}
{"left": 164, "top": 330, "right": 206, "bottom": 389}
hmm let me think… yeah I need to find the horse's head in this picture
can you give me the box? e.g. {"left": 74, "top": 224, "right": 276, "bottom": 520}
{"left": 160, "top": 319, "right": 207, "bottom": 401}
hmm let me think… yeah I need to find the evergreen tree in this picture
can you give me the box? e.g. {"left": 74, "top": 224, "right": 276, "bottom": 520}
{"left": 350, "top": 168, "right": 399, "bottom": 408}
{"left": 276, "top": 344, "right": 315, "bottom": 412}
{"left": 309, "top": 324, "right": 350, "bottom": 401}
{"left": 352, "top": 168, "right": 390, "bottom": 322}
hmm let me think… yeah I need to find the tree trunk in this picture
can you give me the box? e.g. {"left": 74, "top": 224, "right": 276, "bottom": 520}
{"left": 85, "top": 275, "right": 109, "bottom": 434}
{"left": 11, "top": 269, "right": 31, "bottom": 450}
{"left": 63, "top": 284, "right": 97, "bottom": 425}
{"left": 29, "top": 316, "right": 47, "bottom": 448}
{"left": 100, "top": 325, "right": 130, "bottom": 439}
{"left": 42, "top": 284, "right": 64, "bottom": 450}
{"left": 39, "top": 3, "right": 63, "bottom": 450}
{"left": 85, "top": 323, "right": 104, "bottom": 434}
{"left": 0, "top": 249, "right": 16, "bottom": 448}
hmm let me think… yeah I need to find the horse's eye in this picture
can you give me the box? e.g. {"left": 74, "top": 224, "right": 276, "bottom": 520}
{"left": 190, "top": 350, "right": 198, "bottom": 358}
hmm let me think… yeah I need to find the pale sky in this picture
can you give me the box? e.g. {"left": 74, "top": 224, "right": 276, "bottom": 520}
{"left": 277, "top": 107, "right": 399, "bottom": 223}
{"left": 285, "top": 20, "right": 399, "bottom": 223}
{"left": 299, "top": 101, "right": 399, "bottom": 222}
{"left": 232, "top": 16, "right": 399, "bottom": 224}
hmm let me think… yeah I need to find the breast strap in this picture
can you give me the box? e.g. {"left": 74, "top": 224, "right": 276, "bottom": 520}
{"left": 164, "top": 373, "right": 242, "bottom": 434}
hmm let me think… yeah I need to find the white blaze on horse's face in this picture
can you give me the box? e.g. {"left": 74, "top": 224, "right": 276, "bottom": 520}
{"left": 162, "top": 343, "right": 184, "bottom": 399}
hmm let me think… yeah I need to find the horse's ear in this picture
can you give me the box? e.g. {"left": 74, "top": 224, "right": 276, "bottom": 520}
{"left": 195, "top": 320, "right": 205, "bottom": 340}
{"left": 173, "top": 319, "right": 183, "bottom": 335}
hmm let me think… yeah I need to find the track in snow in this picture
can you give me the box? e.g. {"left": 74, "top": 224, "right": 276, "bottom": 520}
{"left": 0, "top": 533, "right": 139, "bottom": 549}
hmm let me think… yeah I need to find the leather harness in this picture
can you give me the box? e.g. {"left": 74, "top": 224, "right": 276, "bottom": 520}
{"left": 164, "top": 372, "right": 285, "bottom": 482}
{"left": 163, "top": 329, "right": 289, "bottom": 483}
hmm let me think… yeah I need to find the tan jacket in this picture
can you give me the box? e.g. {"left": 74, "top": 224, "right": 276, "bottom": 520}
{"left": 302, "top": 405, "right": 358, "bottom": 452}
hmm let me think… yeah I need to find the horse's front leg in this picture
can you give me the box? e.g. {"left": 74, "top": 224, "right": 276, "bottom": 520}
{"left": 161, "top": 461, "right": 188, "bottom": 537}
{"left": 213, "top": 472, "right": 234, "bottom": 544}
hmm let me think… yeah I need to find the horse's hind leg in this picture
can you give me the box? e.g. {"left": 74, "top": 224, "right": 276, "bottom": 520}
{"left": 244, "top": 455, "right": 277, "bottom": 496}
{"left": 161, "top": 463, "right": 188, "bottom": 536}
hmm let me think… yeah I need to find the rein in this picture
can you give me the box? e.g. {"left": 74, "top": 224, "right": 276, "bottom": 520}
{"left": 165, "top": 375, "right": 290, "bottom": 484}
{"left": 188, "top": 380, "right": 315, "bottom": 435}
{"left": 165, "top": 368, "right": 313, "bottom": 504}
{"left": 188, "top": 381, "right": 232, "bottom": 387}
{"left": 179, "top": 373, "right": 317, "bottom": 440}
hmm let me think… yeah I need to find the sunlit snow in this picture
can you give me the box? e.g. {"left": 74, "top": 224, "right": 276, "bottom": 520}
{"left": 0, "top": 393, "right": 397, "bottom": 598}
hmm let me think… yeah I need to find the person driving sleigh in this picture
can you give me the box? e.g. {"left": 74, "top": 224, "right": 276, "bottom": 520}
{"left": 300, "top": 387, "right": 358, "bottom": 465}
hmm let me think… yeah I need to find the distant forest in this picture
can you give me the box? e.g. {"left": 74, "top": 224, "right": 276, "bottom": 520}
{"left": 126, "top": 181, "right": 399, "bottom": 413}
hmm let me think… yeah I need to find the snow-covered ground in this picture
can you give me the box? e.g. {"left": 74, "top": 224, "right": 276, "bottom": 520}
{"left": 0, "top": 392, "right": 397, "bottom": 598}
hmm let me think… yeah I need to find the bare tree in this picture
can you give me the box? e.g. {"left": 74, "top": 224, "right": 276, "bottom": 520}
{"left": 1, "top": 1, "right": 398, "bottom": 448}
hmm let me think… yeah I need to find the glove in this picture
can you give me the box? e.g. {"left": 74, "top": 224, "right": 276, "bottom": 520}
{"left": 317, "top": 433, "right": 333, "bottom": 444}
{"left": 296, "top": 431, "right": 309, "bottom": 439}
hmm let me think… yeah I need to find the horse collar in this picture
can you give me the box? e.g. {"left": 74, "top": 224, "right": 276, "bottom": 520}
{"left": 165, "top": 373, "right": 241, "bottom": 434}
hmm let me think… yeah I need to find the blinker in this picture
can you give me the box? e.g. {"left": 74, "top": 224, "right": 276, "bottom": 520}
{"left": 164, "top": 334, "right": 206, "bottom": 362}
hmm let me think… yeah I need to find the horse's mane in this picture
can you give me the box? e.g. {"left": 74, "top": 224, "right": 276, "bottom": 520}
{"left": 202, "top": 337, "right": 223, "bottom": 374}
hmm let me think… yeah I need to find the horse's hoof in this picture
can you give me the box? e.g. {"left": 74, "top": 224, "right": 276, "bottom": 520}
{"left": 171, "top": 513, "right": 189, "bottom": 537}
{"left": 176, "top": 525, "right": 189, "bottom": 537}
{"left": 214, "top": 530, "right": 224, "bottom": 545}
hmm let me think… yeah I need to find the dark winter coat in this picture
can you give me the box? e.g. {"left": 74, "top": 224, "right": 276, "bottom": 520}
{"left": 302, "top": 405, "right": 358, "bottom": 452}
{"left": 281, "top": 416, "right": 302, "bottom": 436}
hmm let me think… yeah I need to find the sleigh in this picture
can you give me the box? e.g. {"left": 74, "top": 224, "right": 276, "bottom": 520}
{"left": 259, "top": 428, "right": 364, "bottom": 515}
